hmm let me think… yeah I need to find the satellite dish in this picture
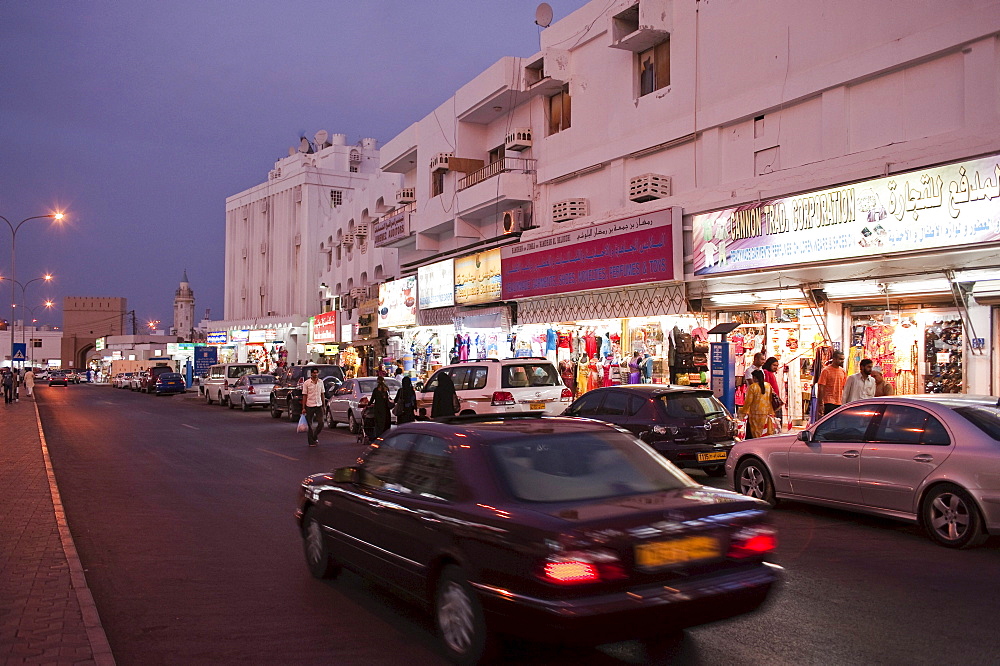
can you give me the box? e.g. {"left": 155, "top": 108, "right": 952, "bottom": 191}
{"left": 535, "top": 2, "right": 553, "bottom": 27}
{"left": 314, "top": 130, "right": 329, "bottom": 147}
{"left": 288, "top": 147, "right": 296, "bottom": 156}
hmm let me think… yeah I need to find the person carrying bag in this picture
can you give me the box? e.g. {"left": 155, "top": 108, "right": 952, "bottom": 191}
{"left": 393, "top": 376, "right": 417, "bottom": 425}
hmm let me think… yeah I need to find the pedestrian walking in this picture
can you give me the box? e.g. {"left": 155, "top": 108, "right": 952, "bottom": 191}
{"left": 762, "top": 357, "right": 784, "bottom": 426}
{"left": 393, "top": 376, "right": 417, "bottom": 425}
{"left": 370, "top": 375, "right": 393, "bottom": 437}
{"left": 431, "top": 372, "right": 460, "bottom": 418}
{"left": 23, "top": 367, "right": 35, "bottom": 398}
{"left": 300, "top": 367, "right": 325, "bottom": 446}
{"left": 2, "top": 369, "right": 14, "bottom": 404}
{"left": 817, "top": 351, "right": 847, "bottom": 415}
{"left": 744, "top": 352, "right": 766, "bottom": 382}
{"left": 843, "top": 358, "right": 876, "bottom": 404}
{"left": 738, "top": 369, "right": 777, "bottom": 438}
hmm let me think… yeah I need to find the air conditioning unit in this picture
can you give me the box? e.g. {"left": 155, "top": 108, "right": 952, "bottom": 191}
{"left": 259, "top": 285, "right": 266, "bottom": 296}
{"left": 241, "top": 247, "right": 247, "bottom": 258}
{"left": 502, "top": 208, "right": 525, "bottom": 234}
{"left": 350, "top": 287, "right": 365, "bottom": 298}
{"left": 259, "top": 242, "right": 267, "bottom": 254}
{"left": 430, "top": 152, "right": 453, "bottom": 172}
{"left": 355, "top": 223, "right": 368, "bottom": 238}
{"left": 293, "top": 185, "right": 303, "bottom": 203}
{"left": 342, "top": 234, "right": 355, "bottom": 247}
{"left": 240, "top": 286, "right": 247, "bottom": 299}
{"left": 552, "top": 198, "right": 589, "bottom": 223}
{"left": 628, "top": 173, "right": 672, "bottom": 202}
{"left": 342, "top": 294, "right": 355, "bottom": 309}
{"left": 505, "top": 128, "right": 532, "bottom": 152}
{"left": 294, "top": 233, "right": 301, "bottom": 247}
{"left": 396, "top": 187, "right": 415, "bottom": 204}
{"left": 260, "top": 199, "right": 269, "bottom": 213}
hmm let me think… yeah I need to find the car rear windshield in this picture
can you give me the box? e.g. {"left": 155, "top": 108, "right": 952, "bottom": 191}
{"left": 159, "top": 373, "right": 181, "bottom": 380}
{"left": 307, "top": 366, "right": 344, "bottom": 380}
{"left": 955, "top": 405, "right": 1000, "bottom": 440}
{"left": 490, "top": 430, "right": 694, "bottom": 503}
{"left": 248, "top": 376, "right": 274, "bottom": 384}
{"left": 358, "top": 378, "right": 401, "bottom": 393}
{"left": 226, "top": 365, "right": 258, "bottom": 379}
{"left": 501, "top": 363, "right": 560, "bottom": 388}
{"left": 658, "top": 392, "right": 728, "bottom": 419}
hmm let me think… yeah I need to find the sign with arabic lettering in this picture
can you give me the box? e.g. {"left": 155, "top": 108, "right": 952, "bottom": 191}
{"left": 372, "top": 210, "right": 410, "bottom": 247}
{"left": 501, "top": 207, "right": 680, "bottom": 300}
{"left": 690, "top": 154, "right": 1000, "bottom": 276}
{"left": 455, "top": 249, "right": 502, "bottom": 305}
{"left": 310, "top": 311, "right": 338, "bottom": 344}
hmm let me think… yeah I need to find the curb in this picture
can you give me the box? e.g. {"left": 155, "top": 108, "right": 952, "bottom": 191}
{"left": 33, "top": 400, "right": 117, "bottom": 666}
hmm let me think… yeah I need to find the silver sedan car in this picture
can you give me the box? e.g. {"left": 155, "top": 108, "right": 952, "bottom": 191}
{"left": 327, "top": 377, "right": 401, "bottom": 433}
{"left": 228, "top": 374, "right": 276, "bottom": 411}
{"left": 727, "top": 395, "right": 1000, "bottom": 548}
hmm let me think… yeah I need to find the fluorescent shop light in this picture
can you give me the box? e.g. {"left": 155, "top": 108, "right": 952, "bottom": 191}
{"left": 887, "top": 279, "right": 951, "bottom": 294}
{"left": 822, "top": 281, "right": 883, "bottom": 297}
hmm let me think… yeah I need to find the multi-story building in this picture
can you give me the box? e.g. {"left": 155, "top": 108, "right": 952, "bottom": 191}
{"left": 171, "top": 270, "right": 195, "bottom": 340}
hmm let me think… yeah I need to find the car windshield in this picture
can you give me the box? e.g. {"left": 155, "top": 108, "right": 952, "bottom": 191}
{"left": 658, "top": 392, "right": 728, "bottom": 419}
{"left": 954, "top": 404, "right": 1000, "bottom": 440}
{"left": 490, "top": 430, "right": 693, "bottom": 503}
{"left": 501, "top": 363, "right": 560, "bottom": 388}
{"left": 227, "top": 365, "right": 258, "bottom": 379}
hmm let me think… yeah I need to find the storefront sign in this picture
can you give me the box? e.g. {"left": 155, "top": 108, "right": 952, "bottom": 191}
{"left": 230, "top": 329, "right": 249, "bottom": 343}
{"left": 247, "top": 329, "right": 267, "bottom": 344}
{"left": 501, "top": 207, "right": 679, "bottom": 300}
{"left": 311, "top": 311, "right": 339, "bottom": 344}
{"left": 378, "top": 276, "right": 417, "bottom": 327}
{"left": 455, "top": 248, "right": 502, "bottom": 305}
{"left": 95, "top": 337, "right": 105, "bottom": 351}
{"left": 690, "top": 154, "right": 1000, "bottom": 276}
{"left": 194, "top": 346, "right": 217, "bottom": 376}
{"left": 341, "top": 323, "right": 354, "bottom": 342}
{"left": 418, "top": 259, "right": 455, "bottom": 309}
{"left": 372, "top": 210, "right": 410, "bottom": 247}
{"left": 206, "top": 331, "right": 227, "bottom": 345}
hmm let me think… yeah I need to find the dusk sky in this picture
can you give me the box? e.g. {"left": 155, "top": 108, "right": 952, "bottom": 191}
{"left": 1, "top": 0, "right": 583, "bottom": 331}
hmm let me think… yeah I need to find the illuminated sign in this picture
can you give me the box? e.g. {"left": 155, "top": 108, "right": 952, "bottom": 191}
{"left": 230, "top": 329, "right": 249, "bottom": 343}
{"left": 418, "top": 259, "right": 455, "bottom": 309}
{"left": 206, "top": 331, "right": 227, "bottom": 345}
{"left": 455, "top": 248, "right": 502, "bottom": 305}
{"left": 311, "top": 311, "right": 339, "bottom": 344}
{"left": 377, "top": 276, "right": 417, "bottom": 327}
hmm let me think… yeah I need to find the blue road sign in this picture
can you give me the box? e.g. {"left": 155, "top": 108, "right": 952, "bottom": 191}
{"left": 12, "top": 343, "right": 27, "bottom": 362}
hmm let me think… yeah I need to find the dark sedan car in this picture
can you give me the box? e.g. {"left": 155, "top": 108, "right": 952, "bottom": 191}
{"left": 48, "top": 371, "right": 69, "bottom": 387}
{"left": 297, "top": 414, "right": 778, "bottom": 663}
{"left": 563, "top": 385, "right": 738, "bottom": 477}
{"left": 151, "top": 372, "right": 186, "bottom": 396}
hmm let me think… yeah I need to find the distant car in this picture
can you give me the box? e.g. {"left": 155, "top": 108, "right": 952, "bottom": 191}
{"left": 128, "top": 373, "right": 144, "bottom": 391}
{"left": 326, "top": 377, "right": 401, "bottom": 432}
{"left": 203, "top": 363, "right": 260, "bottom": 406}
{"left": 297, "top": 414, "right": 779, "bottom": 663}
{"left": 139, "top": 366, "right": 176, "bottom": 394}
{"left": 727, "top": 394, "right": 1000, "bottom": 548}
{"left": 269, "top": 364, "right": 344, "bottom": 421}
{"left": 48, "top": 371, "right": 68, "bottom": 387}
{"left": 115, "top": 372, "right": 134, "bottom": 389}
{"left": 563, "top": 385, "right": 738, "bottom": 477}
{"left": 151, "top": 372, "right": 186, "bottom": 396}
{"left": 228, "top": 374, "right": 276, "bottom": 411}
{"left": 64, "top": 369, "right": 81, "bottom": 384}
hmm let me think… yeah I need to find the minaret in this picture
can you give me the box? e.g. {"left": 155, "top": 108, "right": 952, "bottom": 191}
{"left": 173, "top": 270, "right": 195, "bottom": 340}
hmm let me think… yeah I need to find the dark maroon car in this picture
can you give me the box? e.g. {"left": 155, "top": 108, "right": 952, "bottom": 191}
{"left": 296, "top": 414, "right": 778, "bottom": 663}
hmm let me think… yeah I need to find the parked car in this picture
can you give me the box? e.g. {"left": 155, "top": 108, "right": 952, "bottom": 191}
{"left": 297, "top": 414, "right": 778, "bottom": 663}
{"left": 139, "top": 366, "right": 176, "bottom": 394}
{"left": 150, "top": 372, "right": 186, "bottom": 396}
{"left": 65, "top": 369, "right": 81, "bottom": 384}
{"left": 202, "top": 363, "right": 259, "bottom": 406}
{"left": 727, "top": 394, "right": 1000, "bottom": 548}
{"left": 115, "top": 372, "right": 134, "bottom": 389}
{"left": 563, "top": 385, "right": 738, "bottom": 477}
{"left": 228, "top": 374, "right": 276, "bottom": 411}
{"left": 48, "top": 371, "right": 68, "bottom": 387}
{"left": 327, "top": 377, "right": 402, "bottom": 432}
{"left": 269, "top": 364, "right": 344, "bottom": 421}
{"left": 416, "top": 357, "right": 572, "bottom": 417}
{"left": 128, "top": 373, "right": 145, "bottom": 391}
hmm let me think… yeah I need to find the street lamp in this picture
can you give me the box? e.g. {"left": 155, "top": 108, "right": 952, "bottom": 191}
{"left": 1, "top": 274, "right": 54, "bottom": 362}
{"left": 0, "top": 212, "right": 64, "bottom": 367}
{"left": 22, "top": 300, "right": 54, "bottom": 366}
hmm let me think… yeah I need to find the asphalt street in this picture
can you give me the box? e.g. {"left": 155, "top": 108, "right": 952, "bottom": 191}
{"left": 36, "top": 383, "right": 1000, "bottom": 665}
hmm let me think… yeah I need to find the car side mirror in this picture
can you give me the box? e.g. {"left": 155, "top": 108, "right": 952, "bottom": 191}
{"left": 333, "top": 466, "right": 359, "bottom": 484}
{"left": 797, "top": 430, "right": 811, "bottom": 442}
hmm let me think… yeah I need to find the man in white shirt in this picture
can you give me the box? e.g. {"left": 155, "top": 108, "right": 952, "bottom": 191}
{"left": 744, "top": 352, "right": 765, "bottom": 382}
{"left": 842, "top": 358, "right": 877, "bottom": 404}
{"left": 301, "top": 367, "right": 325, "bottom": 446}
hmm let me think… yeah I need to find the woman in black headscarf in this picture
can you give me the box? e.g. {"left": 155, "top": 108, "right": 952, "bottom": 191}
{"left": 394, "top": 376, "right": 417, "bottom": 424}
{"left": 431, "top": 372, "right": 459, "bottom": 418}
{"left": 370, "top": 375, "right": 394, "bottom": 437}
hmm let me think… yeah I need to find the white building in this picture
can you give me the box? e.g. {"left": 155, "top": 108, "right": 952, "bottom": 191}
{"left": 8, "top": 325, "right": 62, "bottom": 369}
{"left": 171, "top": 270, "right": 195, "bottom": 340}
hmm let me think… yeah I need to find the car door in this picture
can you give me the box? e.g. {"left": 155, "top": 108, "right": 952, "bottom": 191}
{"left": 563, "top": 391, "right": 605, "bottom": 418}
{"left": 787, "top": 404, "right": 881, "bottom": 503}
{"left": 592, "top": 390, "right": 632, "bottom": 430}
{"left": 860, "top": 404, "right": 954, "bottom": 513}
{"left": 328, "top": 381, "right": 355, "bottom": 422}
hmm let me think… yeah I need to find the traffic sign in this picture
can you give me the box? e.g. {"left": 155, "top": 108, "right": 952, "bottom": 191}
{"left": 11, "top": 343, "right": 26, "bottom": 362}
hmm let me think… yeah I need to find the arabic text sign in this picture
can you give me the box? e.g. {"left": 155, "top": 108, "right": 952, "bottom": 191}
{"left": 372, "top": 210, "right": 410, "bottom": 247}
{"left": 311, "top": 311, "right": 338, "bottom": 344}
{"left": 501, "top": 208, "right": 676, "bottom": 300}
{"left": 690, "top": 154, "right": 1000, "bottom": 276}
{"left": 418, "top": 259, "right": 455, "bottom": 309}
{"left": 455, "top": 249, "right": 502, "bottom": 305}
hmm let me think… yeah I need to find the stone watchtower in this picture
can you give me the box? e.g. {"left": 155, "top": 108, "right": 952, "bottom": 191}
{"left": 172, "top": 270, "right": 195, "bottom": 340}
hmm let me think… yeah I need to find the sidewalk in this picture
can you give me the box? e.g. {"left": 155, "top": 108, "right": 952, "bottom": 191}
{"left": 0, "top": 396, "right": 115, "bottom": 665}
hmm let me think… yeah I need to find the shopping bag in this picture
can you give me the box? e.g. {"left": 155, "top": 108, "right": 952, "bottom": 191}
{"left": 296, "top": 413, "right": 309, "bottom": 433}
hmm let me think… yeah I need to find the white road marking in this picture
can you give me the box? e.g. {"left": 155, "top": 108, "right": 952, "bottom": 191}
{"left": 181, "top": 424, "right": 199, "bottom": 430}
{"left": 258, "top": 448, "right": 299, "bottom": 461}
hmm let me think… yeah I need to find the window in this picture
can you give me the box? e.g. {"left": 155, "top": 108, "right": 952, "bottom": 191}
{"left": 360, "top": 433, "right": 417, "bottom": 491}
{"left": 488, "top": 145, "right": 505, "bottom": 164}
{"left": 872, "top": 405, "right": 950, "bottom": 445}
{"left": 349, "top": 165, "right": 358, "bottom": 173}
{"left": 397, "top": 435, "right": 458, "bottom": 501}
{"left": 449, "top": 366, "right": 488, "bottom": 391}
{"left": 501, "top": 363, "right": 559, "bottom": 388}
{"left": 431, "top": 171, "right": 445, "bottom": 197}
{"left": 814, "top": 405, "right": 880, "bottom": 443}
{"left": 639, "top": 39, "right": 670, "bottom": 96}
{"left": 548, "top": 84, "right": 571, "bottom": 135}
{"left": 566, "top": 391, "right": 603, "bottom": 417}
{"left": 955, "top": 405, "right": 1000, "bottom": 440}
{"left": 658, "top": 392, "right": 728, "bottom": 419}
{"left": 601, "top": 391, "right": 630, "bottom": 416}
{"left": 330, "top": 189, "right": 343, "bottom": 207}
{"left": 31, "top": 338, "right": 42, "bottom": 348}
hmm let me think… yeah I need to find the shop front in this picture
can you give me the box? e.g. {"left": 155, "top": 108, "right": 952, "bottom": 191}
{"left": 688, "top": 151, "right": 1000, "bottom": 400}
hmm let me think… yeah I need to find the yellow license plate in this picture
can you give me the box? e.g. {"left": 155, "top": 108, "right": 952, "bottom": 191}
{"left": 529, "top": 402, "right": 546, "bottom": 410}
{"left": 697, "top": 451, "right": 728, "bottom": 462}
{"left": 635, "top": 536, "right": 720, "bottom": 569}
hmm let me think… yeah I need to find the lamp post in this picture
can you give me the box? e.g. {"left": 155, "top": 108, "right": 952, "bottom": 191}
{"left": 0, "top": 213, "right": 63, "bottom": 368}
{"left": 21, "top": 300, "right": 54, "bottom": 366}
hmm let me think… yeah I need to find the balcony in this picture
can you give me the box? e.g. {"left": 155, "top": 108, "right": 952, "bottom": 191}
{"left": 457, "top": 157, "right": 536, "bottom": 191}
{"left": 456, "top": 158, "right": 536, "bottom": 220}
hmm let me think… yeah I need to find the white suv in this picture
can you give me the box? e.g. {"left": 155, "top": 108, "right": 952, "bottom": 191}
{"left": 416, "top": 357, "right": 571, "bottom": 416}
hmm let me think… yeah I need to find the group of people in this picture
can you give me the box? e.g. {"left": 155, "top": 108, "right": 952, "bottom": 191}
{"left": 1, "top": 367, "right": 35, "bottom": 404}
{"left": 299, "top": 368, "right": 464, "bottom": 447}
{"left": 737, "top": 353, "right": 785, "bottom": 439}
{"left": 817, "top": 351, "right": 893, "bottom": 415}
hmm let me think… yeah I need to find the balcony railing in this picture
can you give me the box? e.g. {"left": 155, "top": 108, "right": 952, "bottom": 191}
{"left": 457, "top": 157, "right": 536, "bottom": 191}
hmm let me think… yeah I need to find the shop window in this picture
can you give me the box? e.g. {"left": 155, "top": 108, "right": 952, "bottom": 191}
{"left": 639, "top": 39, "right": 670, "bottom": 97}
{"left": 548, "top": 84, "right": 571, "bottom": 135}
{"left": 431, "top": 170, "right": 445, "bottom": 197}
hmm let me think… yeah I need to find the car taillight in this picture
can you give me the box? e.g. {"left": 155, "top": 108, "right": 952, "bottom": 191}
{"left": 247, "top": 385, "right": 256, "bottom": 394}
{"left": 728, "top": 525, "right": 777, "bottom": 558}
{"left": 537, "top": 549, "right": 626, "bottom": 586}
{"left": 560, "top": 387, "right": 573, "bottom": 402}
{"left": 491, "top": 391, "right": 515, "bottom": 406}
{"left": 359, "top": 397, "right": 369, "bottom": 407}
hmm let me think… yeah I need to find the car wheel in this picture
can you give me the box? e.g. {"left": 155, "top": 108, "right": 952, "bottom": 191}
{"left": 228, "top": 396, "right": 235, "bottom": 409}
{"left": 287, "top": 398, "right": 298, "bottom": 423}
{"left": 270, "top": 400, "right": 282, "bottom": 419}
{"left": 434, "top": 565, "right": 494, "bottom": 665}
{"left": 348, "top": 412, "right": 359, "bottom": 435}
{"left": 241, "top": 398, "right": 250, "bottom": 412}
{"left": 735, "top": 458, "right": 778, "bottom": 506}
{"left": 205, "top": 390, "right": 213, "bottom": 405}
{"left": 302, "top": 510, "right": 340, "bottom": 579}
{"left": 921, "top": 484, "right": 987, "bottom": 549}
{"left": 326, "top": 408, "right": 337, "bottom": 428}
{"left": 703, "top": 464, "right": 727, "bottom": 478}
{"left": 221, "top": 394, "right": 229, "bottom": 407}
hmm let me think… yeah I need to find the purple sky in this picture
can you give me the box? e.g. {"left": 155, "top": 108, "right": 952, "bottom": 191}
{"left": 1, "top": 0, "right": 582, "bottom": 331}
